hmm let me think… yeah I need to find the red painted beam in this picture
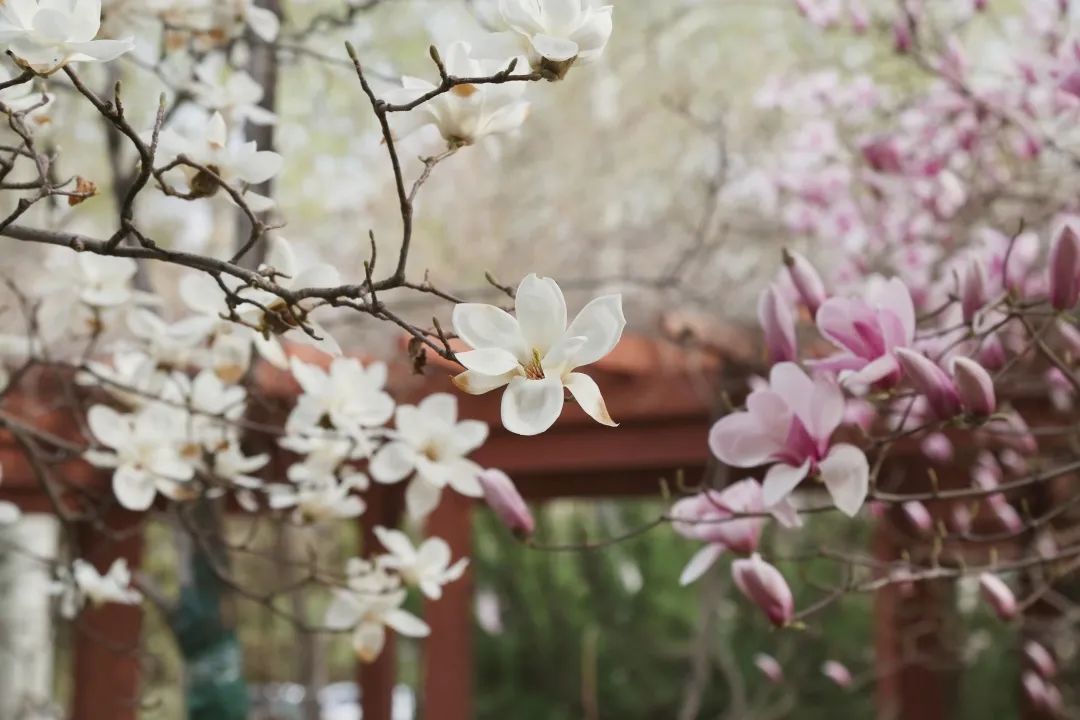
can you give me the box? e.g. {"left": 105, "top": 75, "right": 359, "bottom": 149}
{"left": 359, "top": 484, "right": 404, "bottom": 720}
{"left": 422, "top": 490, "right": 474, "bottom": 720}
{"left": 71, "top": 509, "right": 146, "bottom": 720}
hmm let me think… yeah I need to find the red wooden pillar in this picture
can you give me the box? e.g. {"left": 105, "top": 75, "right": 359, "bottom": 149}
{"left": 873, "top": 507, "right": 958, "bottom": 720}
{"left": 72, "top": 509, "right": 146, "bottom": 720}
{"left": 422, "top": 490, "right": 474, "bottom": 720}
{"left": 359, "top": 484, "right": 404, "bottom": 720}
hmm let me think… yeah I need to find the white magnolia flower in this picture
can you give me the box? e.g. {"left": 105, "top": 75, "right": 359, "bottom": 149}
{"left": 473, "top": 0, "right": 613, "bottom": 79}
{"left": 52, "top": 558, "right": 142, "bottom": 618}
{"left": 370, "top": 393, "right": 488, "bottom": 519}
{"left": 157, "top": 111, "right": 282, "bottom": 212}
{"left": 207, "top": 441, "right": 267, "bottom": 488}
{"left": 388, "top": 41, "right": 529, "bottom": 148}
{"left": 324, "top": 559, "right": 430, "bottom": 663}
{"left": 451, "top": 273, "right": 624, "bottom": 436}
{"left": 0, "top": 62, "right": 52, "bottom": 118}
{"left": 84, "top": 403, "right": 195, "bottom": 510}
{"left": 0, "top": 0, "right": 134, "bottom": 74}
{"left": 190, "top": 53, "right": 276, "bottom": 126}
{"left": 180, "top": 368, "right": 247, "bottom": 449}
{"left": 77, "top": 350, "right": 181, "bottom": 409}
{"left": 287, "top": 356, "right": 394, "bottom": 437}
{"left": 37, "top": 251, "right": 140, "bottom": 340}
{"left": 280, "top": 432, "right": 373, "bottom": 484}
{"left": 373, "top": 526, "right": 468, "bottom": 601}
{"left": 267, "top": 475, "right": 366, "bottom": 523}
{"left": 178, "top": 272, "right": 267, "bottom": 375}
{"left": 126, "top": 307, "right": 216, "bottom": 371}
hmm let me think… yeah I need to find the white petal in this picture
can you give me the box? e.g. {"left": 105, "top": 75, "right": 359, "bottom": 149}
{"left": 564, "top": 294, "right": 625, "bottom": 368}
{"left": 373, "top": 526, "right": 415, "bottom": 559}
{"left": 445, "top": 458, "right": 483, "bottom": 497}
{"left": 113, "top": 466, "right": 157, "bottom": 511}
{"left": 456, "top": 348, "right": 520, "bottom": 376}
{"left": 500, "top": 376, "right": 564, "bottom": 436}
{"left": 515, "top": 274, "right": 567, "bottom": 354}
{"left": 563, "top": 372, "right": 616, "bottom": 427}
{"left": 679, "top": 544, "right": 725, "bottom": 586}
{"left": 66, "top": 38, "right": 133, "bottom": 62}
{"left": 236, "top": 150, "right": 283, "bottom": 185}
{"left": 370, "top": 442, "right": 416, "bottom": 484}
{"left": 819, "top": 444, "right": 869, "bottom": 517}
{"left": 87, "top": 405, "right": 128, "bottom": 449}
{"left": 405, "top": 477, "right": 442, "bottom": 519}
{"left": 467, "top": 31, "right": 527, "bottom": 60}
{"left": 449, "top": 420, "right": 489, "bottom": 456}
{"left": 530, "top": 34, "right": 579, "bottom": 61}
{"left": 383, "top": 608, "right": 431, "bottom": 638}
{"left": 762, "top": 460, "right": 811, "bottom": 507}
{"left": 246, "top": 4, "right": 280, "bottom": 41}
{"left": 418, "top": 393, "right": 458, "bottom": 425}
{"left": 451, "top": 303, "right": 525, "bottom": 355}
{"left": 324, "top": 590, "right": 362, "bottom": 630}
{"left": 452, "top": 370, "right": 515, "bottom": 396}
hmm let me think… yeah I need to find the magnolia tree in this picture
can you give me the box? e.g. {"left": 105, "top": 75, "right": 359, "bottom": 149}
{"left": 0, "top": 0, "right": 1079, "bottom": 717}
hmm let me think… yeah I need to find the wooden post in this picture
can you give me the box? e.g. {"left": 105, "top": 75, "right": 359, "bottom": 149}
{"left": 72, "top": 509, "right": 146, "bottom": 720}
{"left": 422, "top": 490, "right": 474, "bottom": 720}
{"left": 873, "top": 505, "right": 959, "bottom": 720}
{"left": 359, "top": 484, "right": 404, "bottom": 720}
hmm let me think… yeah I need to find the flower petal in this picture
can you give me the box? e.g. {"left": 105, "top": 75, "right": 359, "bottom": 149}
{"left": 679, "top": 544, "right": 725, "bottom": 586}
{"left": 563, "top": 372, "right": 616, "bottom": 427}
{"left": 564, "top": 294, "right": 625, "bottom": 368}
{"left": 819, "top": 443, "right": 869, "bottom": 517}
{"left": 456, "top": 348, "right": 520, "bottom": 376}
{"left": 500, "top": 376, "right": 564, "bottom": 436}
{"left": 370, "top": 441, "right": 416, "bottom": 484}
{"left": 405, "top": 477, "right": 442, "bottom": 519}
{"left": 762, "top": 460, "right": 811, "bottom": 507}
{"left": 451, "top": 303, "right": 526, "bottom": 356}
{"left": 515, "top": 274, "right": 567, "bottom": 354}
{"left": 452, "top": 370, "right": 515, "bottom": 396}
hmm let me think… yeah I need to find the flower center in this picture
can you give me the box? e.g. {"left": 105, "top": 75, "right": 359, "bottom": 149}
{"left": 523, "top": 349, "right": 545, "bottom": 380}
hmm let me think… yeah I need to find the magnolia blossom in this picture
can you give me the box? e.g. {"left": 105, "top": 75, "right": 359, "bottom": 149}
{"left": 324, "top": 559, "right": 429, "bottom": 663}
{"left": 287, "top": 357, "right": 394, "bottom": 437}
{"left": 1024, "top": 640, "right": 1057, "bottom": 679}
{"left": 477, "top": 468, "right": 534, "bottom": 536}
{"left": 822, "top": 660, "right": 853, "bottom": 688}
{"left": 268, "top": 475, "right": 366, "bottom": 523}
{"left": 814, "top": 277, "right": 915, "bottom": 388}
{"left": 758, "top": 284, "right": 797, "bottom": 363}
{"left": 754, "top": 653, "right": 784, "bottom": 684}
{"left": 84, "top": 403, "right": 195, "bottom": 510}
{"left": 190, "top": 52, "right": 276, "bottom": 125}
{"left": 671, "top": 479, "right": 801, "bottom": 586}
{"left": 373, "top": 526, "right": 468, "bottom": 601}
{"left": 38, "top": 250, "right": 138, "bottom": 339}
{"left": 782, "top": 249, "right": 827, "bottom": 316}
{"left": 180, "top": 237, "right": 341, "bottom": 364}
{"left": 389, "top": 41, "right": 529, "bottom": 148}
{"left": 474, "top": 0, "right": 614, "bottom": 80}
{"left": 0, "top": 0, "right": 133, "bottom": 74}
{"left": 452, "top": 273, "right": 625, "bottom": 436}
{"left": 370, "top": 393, "right": 488, "bottom": 519}
{"left": 53, "top": 558, "right": 142, "bottom": 618}
{"left": 731, "top": 553, "right": 794, "bottom": 627}
{"left": 979, "top": 572, "right": 1017, "bottom": 620}
{"left": 709, "top": 362, "right": 869, "bottom": 517}
{"left": 157, "top": 111, "right": 283, "bottom": 212}
{"left": 1048, "top": 221, "right": 1080, "bottom": 311}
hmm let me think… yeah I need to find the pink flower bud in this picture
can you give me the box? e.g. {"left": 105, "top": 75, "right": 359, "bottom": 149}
{"left": 732, "top": 553, "right": 794, "bottom": 627}
{"left": 979, "top": 572, "right": 1017, "bottom": 620}
{"left": 920, "top": 433, "right": 954, "bottom": 463}
{"left": 822, "top": 660, "right": 853, "bottom": 688}
{"left": 478, "top": 469, "right": 534, "bottom": 537}
{"left": 1021, "top": 672, "right": 1060, "bottom": 712}
{"left": 960, "top": 258, "right": 988, "bottom": 324}
{"left": 782, "top": 249, "right": 828, "bottom": 316}
{"left": 758, "top": 284, "right": 797, "bottom": 363}
{"left": 848, "top": 0, "right": 870, "bottom": 32}
{"left": 893, "top": 19, "right": 913, "bottom": 53}
{"left": 951, "top": 357, "right": 996, "bottom": 416}
{"left": 977, "top": 333, "right": 1007, "bottom": 371}
{"left": 950, "top": 504, "right": 972, "bottom": 534}
{"left": 902, "top": 500, "right": 934, "bottom": 536}
{"left": 986, "top": 411, "right": 1038, "bottom": 455}
{"left": 988, "top": 495, "right": 1024, "bottom": 534}
{"left": 754, "top": 653, "right": 784, "bottom": 684}
{"left": 895, "top": 348, "right": 961, "bottom": 418}
{"left": 1049, "top": 222, "right": 1080, "bottom": 310}
{"left": 973, "top": 0, "right": 988, "bottom": 11}
{"left": 1024, "top": 640, "right": 1057, "bottom": 679}
{"left": 860, "top": 136, "right": 903, "bottom": 173}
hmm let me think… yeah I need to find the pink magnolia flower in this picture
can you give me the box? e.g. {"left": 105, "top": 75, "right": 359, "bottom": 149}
{"left": 758, "top": 285, "right": 797, "bottom": 363}
{"left": 477, "top": 469, "right": 534, "bottom": 537}
{"left": 671, "top": 480, "right": 801, "bottom": 585}
{"left": 754, "top": 653, "right": 785, "bottom": 684}
{"left": 783, "top": 249, "right": 828, "bottom": 316}
{"left": 1024, "top": 640, "right": 1057, "bottom": 679}
{"left": 731, "top": 553, "right": 794, "bottom": 627}
{"left": 710, "top": 363, "right": 869, "bottom": 516}
{"left": 960, "top": 257, "right": 989, "bottom": 324}
{"left": 952, "top": 356, "right": 996, "bottom": 415}
{"left": 895, "top": 348, "right": 961, "bottom": 419}
{"left": 1049, "top": 221, "right": 1080, "bottom": 310}
{"left": 822, "top": 659, "right": 853, "bottom": 688}
{"left": 901, "top": 500, "right": 934, "bottom": 536}
{"left": 979, "top": 572, "right": 1018, "bottom": 620}
{"left": 814, "top": 277, "right": 915, "bottom": 388}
